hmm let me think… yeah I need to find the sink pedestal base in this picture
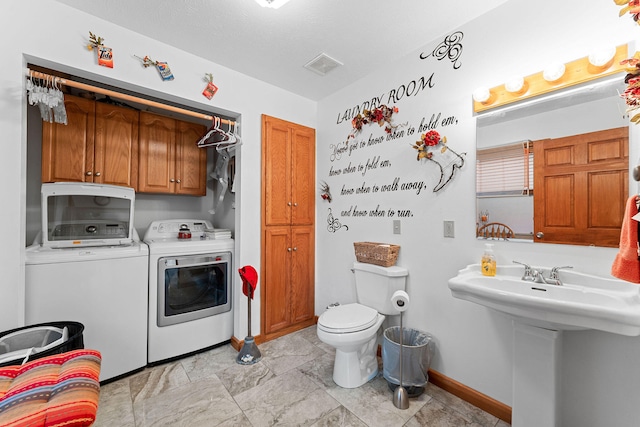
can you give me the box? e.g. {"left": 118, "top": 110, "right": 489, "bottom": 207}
{"left": 512, "top": 322, "right": 561, "bottom": 427}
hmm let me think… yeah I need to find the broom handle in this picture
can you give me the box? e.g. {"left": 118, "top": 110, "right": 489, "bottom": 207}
{"left": 247, "top": 286, "right": 252, "bottom": 337}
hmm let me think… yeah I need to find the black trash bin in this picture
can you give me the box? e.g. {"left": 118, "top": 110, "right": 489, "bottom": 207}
{"left": 0, "top": 321, "right": 84, "bottom": 367}
{"left": 382, "top": 326, "right": 433, "bottom": 397}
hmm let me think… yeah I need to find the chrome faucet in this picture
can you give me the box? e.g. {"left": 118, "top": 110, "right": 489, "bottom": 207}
{"left": 546, "top": 265, "right": 573, "bottom": 286}
{"left": 513, "top": 261, "right": 544, "bottom": 283}
{"left": 512, "top": 261, "right": 573, "bottom": 286}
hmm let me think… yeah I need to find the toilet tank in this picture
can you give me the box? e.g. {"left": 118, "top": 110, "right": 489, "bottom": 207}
{"left": 353, "top": 262, "right": 408, "bottom": 315}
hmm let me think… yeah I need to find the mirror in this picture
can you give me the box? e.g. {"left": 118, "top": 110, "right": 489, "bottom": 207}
{"left": 476, "top": 75, "right": 630, "bottom": 246}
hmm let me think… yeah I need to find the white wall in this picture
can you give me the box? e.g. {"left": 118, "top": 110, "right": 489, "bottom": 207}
{"left": 316, "top": 0, "right": 640, "bottom": 425}
{"left": 0, "top": 0, "right": 317, "bottom": 344}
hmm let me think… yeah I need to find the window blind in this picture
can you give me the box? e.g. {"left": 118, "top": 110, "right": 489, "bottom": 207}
{"left": 476, "top": 140, "right": 533, "bottom": 197}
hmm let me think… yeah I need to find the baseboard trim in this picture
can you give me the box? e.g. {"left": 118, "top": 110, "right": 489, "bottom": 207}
{"left": 428, "top": 369, "right": 512, "bottom": 424}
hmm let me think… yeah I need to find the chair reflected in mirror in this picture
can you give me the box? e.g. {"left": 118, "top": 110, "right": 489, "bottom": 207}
{"left": 477, "top": 222, "right": 514, "bottom": 240}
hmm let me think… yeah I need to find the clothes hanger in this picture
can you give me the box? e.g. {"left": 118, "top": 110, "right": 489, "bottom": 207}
{"left": 197, "top": 117, "right": 232, "bottom": 148}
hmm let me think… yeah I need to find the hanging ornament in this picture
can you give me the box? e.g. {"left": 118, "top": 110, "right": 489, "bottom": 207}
{"left": 202, "top": 73, "right": 219, "bottom": 100}
{"left": 87, "top": 31, "right": 113, "bottom": 68}
{"left": 134, "top": 55, "right": 174, "bottom": 81}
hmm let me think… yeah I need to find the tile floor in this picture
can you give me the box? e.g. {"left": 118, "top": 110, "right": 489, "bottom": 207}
{"left": 94, "top": 325, "right": 511, "bottom": 426}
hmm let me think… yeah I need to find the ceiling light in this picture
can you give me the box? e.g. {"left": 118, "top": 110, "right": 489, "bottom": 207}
{"left": 255, "top": 0, "right": 290, "bottom": 8}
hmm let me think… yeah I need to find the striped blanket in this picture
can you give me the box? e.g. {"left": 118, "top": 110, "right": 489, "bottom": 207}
{"left": 0, "top": 349, "right": 101, "bottom": 427}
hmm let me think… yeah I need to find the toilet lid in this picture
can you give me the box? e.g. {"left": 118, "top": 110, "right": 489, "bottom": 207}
{"left": 318, "top": 303, "right": 379, "bottom": 333}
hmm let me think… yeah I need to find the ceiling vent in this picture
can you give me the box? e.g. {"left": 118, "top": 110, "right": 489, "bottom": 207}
{"left": 304, "top": 53, "right": 343, "bottom": 76}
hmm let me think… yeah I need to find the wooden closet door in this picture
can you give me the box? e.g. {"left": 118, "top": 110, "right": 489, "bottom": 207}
{"left": 138, "top": 112, "right": 176, "bottom": 193}
{"left": 290, "top": 225, "right": 314, "bottom": 324}
{"left": 42, "top": 95, "right": 95, "bottom": 183}
{"left": 264, "top": 226, "right": 292, "bottom": 334}
{"left": 94, "top": 103, "right": 139, "bottom": 189}
{"left": 291, "top": 126, "right": 316, "bottom": 226}
{"left": 263, "top": 116, "right": 292, "bottom": 226}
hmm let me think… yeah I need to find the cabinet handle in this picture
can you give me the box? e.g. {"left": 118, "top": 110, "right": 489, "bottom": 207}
{"left": 293, "top": 202, "right": 298, "bottom": 207}
{"left": 287, "top": 202, "right": 292, "bottom": 206}
{"left": 293, "top": 247, "right": 297, "bottom": 251}
{"left": 94, "top": 172, "right": 101, "bottom": 177}
{"left": 536, "top": 232, "right": 544, "bottom": 239}
{"left": 85, "top": 171, "right": 92, "bottom": 176}
{"left": 170, "top": 178, "right": 176, "bottom": 183}
{"left": 287, "top": 247, "right": 292, "bottom": 252}
{"left": 176, "top": 179, "right": 181, "bottom": 184}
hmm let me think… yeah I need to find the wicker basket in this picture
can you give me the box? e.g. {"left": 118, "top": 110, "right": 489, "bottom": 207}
{"left": 353, "top": 242, "right": 400, "bottom": 267}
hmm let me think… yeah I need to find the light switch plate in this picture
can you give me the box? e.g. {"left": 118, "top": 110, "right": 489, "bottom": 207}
{"left": 393, "top": 220, "right": 401, "bottom": 235}
{"left": 444, "top": 220, "right": 455, "bottom": 238}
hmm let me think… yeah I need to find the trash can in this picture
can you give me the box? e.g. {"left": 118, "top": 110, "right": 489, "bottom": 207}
{"left": 382, "top": 326, "right": 432, "bottom": 397}
{"left": 0, "top": 321, "right": 84, "bottom": 367}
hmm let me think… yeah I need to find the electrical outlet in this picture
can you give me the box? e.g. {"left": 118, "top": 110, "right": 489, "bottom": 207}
{"left": 444, "top": 220, "right": 455, "bottom": 238}
{"left": 393, "top": 220, "right": 401, "bottom": 235}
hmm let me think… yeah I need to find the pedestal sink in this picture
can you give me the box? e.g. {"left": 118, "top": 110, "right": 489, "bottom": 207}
{"left": 448, "top": 263, "right": 640, "bottom": 427}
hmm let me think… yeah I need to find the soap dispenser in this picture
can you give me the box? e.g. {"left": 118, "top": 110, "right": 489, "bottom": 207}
{"left": 481, "top": 243, "right": 496, "bottom": 277}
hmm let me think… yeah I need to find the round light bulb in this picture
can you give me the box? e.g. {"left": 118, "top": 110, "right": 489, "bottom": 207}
{"left": 543, "top": 63, "right": 566, "bottom": 82}
{"left": 588, "top": 46, "right": 616, "bottom": 67}
{"left": 505, "top": 76, "right": 525, "bottom": 93}
{"left": 472, "top": 87, "right": 491, "bottom": 103}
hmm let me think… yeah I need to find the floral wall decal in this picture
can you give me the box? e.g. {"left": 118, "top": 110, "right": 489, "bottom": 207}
{"left": 348, "top": 105, "right": 403, "bottom": 140}
{"left": 411, "top": 130, "right": 466, "bottom": 192}
{"left": 326, "top": 208, "right": 348, "bottom": 233}
{"left": 320, "top": 181, "right": 332, "bottom": 202}
{"left": 420, "top": 31, "right": 464, "bottom": 69}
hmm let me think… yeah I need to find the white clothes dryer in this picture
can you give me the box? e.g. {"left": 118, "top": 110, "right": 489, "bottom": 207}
{"left": 144, "top": 219, "right": 234, "bottom": 364}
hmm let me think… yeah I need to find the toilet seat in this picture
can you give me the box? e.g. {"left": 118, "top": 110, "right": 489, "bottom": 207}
{"left": 317, "top": 303, "right": 379, "bottom": 334}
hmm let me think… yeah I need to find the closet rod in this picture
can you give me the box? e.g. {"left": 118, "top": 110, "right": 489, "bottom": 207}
{"left": 27, "top": 69, "right": 237, "bottom": 126}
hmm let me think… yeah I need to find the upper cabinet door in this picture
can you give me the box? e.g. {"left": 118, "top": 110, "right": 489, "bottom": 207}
{"left": 291, "top": 126, "right": 316, "bottom": 226}
{"left": 263, "top": 115, "right": 293, "bottom": 226}
{"left": 94, "top": 103, "right": 139, "bottom": 189}
{"left": 262, "top": 115, "right": 315, "bottom": 226}
{"left": 42, "top": 95, "right": 95, "bottom": 183}
{"left": 175, "top": 121, "right": 207, "bottom": 196}
{"left": 138, "top": 112, "right": 176, "bottom": 194}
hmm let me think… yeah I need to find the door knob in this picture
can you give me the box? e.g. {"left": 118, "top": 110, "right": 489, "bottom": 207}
{"left": 287, "top": 202, "right": 292, "bottom": 206}
{"left": 287, "top": 247, "right": 292, "bottom": 252}
{"left": 293, "top": 203, "right": 298, "bottom": 207}
{"left": 536, "top": 232, "right": 544, "bottom": 239}
{"left": 94, "top": 172, "right": 101, "bottom": 177}
{"left": 176, "top": 179, "right": 181, "bottom": 183}
{"left": 170, "top": 178, "right": 175, "bottom": 183}
{"left": 85, "top": 171, "right": 92, "bottom": 176}
{"left": 293, "top": 247, "right": 297, "bottom": 251}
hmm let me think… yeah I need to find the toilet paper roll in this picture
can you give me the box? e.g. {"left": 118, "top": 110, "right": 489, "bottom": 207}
{"left": 391, "top": 290, "right": 410, "bottom": 312}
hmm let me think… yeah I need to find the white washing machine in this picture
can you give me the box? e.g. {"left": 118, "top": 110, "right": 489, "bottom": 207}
{"left": 25, "top": 241, "right": 148, "bottom": 382}
{"left": 144, "top": 219, "right": 234, "bottom": 364}
{"left": 25, "top": 183, "right": 148, "bottom": 382}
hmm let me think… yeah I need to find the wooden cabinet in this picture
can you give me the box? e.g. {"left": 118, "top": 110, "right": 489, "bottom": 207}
{"left": 42, "top": 95, "right": 139, "bottom": 188}
{"left": 261, "top": 115, "right": 316, "bottom": 340}
{"left": 264, "top": 226, "right": 315, "bottom": 334}
{"left": 263, "top": 115, "right": 315, "bottom": 226}
{"left": 138, "top": 112, "right": 207, "bottom": 196}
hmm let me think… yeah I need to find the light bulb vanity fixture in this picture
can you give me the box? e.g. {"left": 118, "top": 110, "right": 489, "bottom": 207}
{"left": 472, "top": 44, "right": 628, "bottom": 112}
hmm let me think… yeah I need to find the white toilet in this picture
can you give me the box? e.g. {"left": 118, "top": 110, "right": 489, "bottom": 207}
{"left": 317, "top": 261, "right": 408, "bottom": 388}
